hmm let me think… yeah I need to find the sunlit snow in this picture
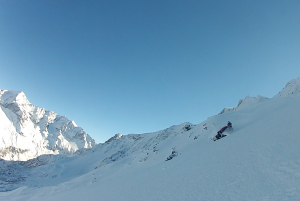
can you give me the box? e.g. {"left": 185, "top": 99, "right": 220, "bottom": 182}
{"left": 1, "top": 78, "right": 300, "bottom": 200}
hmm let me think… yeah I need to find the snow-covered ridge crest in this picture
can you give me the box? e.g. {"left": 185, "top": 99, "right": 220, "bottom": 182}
{"left": 0, "top": 89, "right": 96, "bottom": 161}
{"left": 274, "top": 77, "right": 300, "bottom": 98}
{"left": 2, "top": 78, "right": 300, "bottom": 199}
{"left": 0, "top": 90, "right": 29, "bottom": 105}
{"left": 105, "top": 133, "right": 123, "bottom": 143}
{"left": 220, "top": 77, "right": 300, "bottom": 114}
{"left": 220, "top": 95, "right": 269, "bottom": 114}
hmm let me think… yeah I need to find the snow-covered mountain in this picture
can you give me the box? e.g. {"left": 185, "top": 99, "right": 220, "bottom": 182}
{"left": 218, "top": 78, "right": 300, "bottom": 114}
{"left": 1, "top": 77, "right": 300, "bottom": 200}
{"left": 219, "top": 95, "right": 269, "bottom": 114}
{"left": 274, "top": 77, "right": 300, "bottom": 98}
{"left": 0, "top": 90, "right": 96, "bottom": 161}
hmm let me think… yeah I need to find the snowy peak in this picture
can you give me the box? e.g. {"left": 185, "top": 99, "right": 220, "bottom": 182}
{"left": 2, "top": 79, "right": 300, "bottom": 199}
{"left": 220, "top": 95, "right": 268, "bottom": 114}
{"left": 0, "top": 89, "right": 96, "bottom": 161}
{"left": 235, "top": 95, "right": 269, "bottom": 109}
{"left": 105, "top": 133, "right": 123, "bottom": 143}
{"left": 0, "top": 90, "right": 29, "bottom": 105}
{"left": 274, "top": 77, "right": 300, "bottom": 98}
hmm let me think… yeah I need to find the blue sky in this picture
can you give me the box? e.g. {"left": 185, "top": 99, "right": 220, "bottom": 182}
{"left": 1, "top": 0, "right": 300, "bottom": 143}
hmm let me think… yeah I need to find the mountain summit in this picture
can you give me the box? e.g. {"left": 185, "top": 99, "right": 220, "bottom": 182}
{"left": 0, "top": 90, "right": 96, "bottom": 161}
{"left": 274, "top": 77, "right": 300, "bottom": 98}
{"left": 219, "top": 95, "right": 269, "bottom": 114}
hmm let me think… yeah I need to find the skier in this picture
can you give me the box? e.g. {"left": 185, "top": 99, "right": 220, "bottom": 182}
{"left": 213, "top": 121, "right": 232, "bottom": 141}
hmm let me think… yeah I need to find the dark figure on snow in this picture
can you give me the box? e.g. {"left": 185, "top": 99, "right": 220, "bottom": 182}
{"left": 213, "top": 121, "right": 232, "bottom": 141}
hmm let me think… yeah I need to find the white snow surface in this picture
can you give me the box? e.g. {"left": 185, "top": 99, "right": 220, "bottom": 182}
{"left": 0, "top": 90, "right": 96, "bottom": 161}
{"left": 1, "top": 78, "right": 300, "bottom": 200}
{"left": 220, "top": 95, "right": 269, "bottom": 114}
{"left": 274, "top": 77, "right": 300, "bottom": 98}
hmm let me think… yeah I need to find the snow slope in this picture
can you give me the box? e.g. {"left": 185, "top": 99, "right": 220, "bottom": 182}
{"left": 0, "top": 90, "right": 96, "bottom": 161}
{"left": 219, "top": 95, "right": 269, "bottom": 114}
{"left": 274, "top": 77, "right": 300, "bottom": 98}
{"left": 1, "top": 78, "right": 300, "bottom": 200}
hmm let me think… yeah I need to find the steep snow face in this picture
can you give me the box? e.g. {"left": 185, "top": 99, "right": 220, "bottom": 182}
{"left": 105, "top": 133, "right": 123, "bottom": 143}
{"left": 0, "top": 90, "right": 29, "bottom": 105}
{"left": 0, "top": 90, "right": 96, "bottom": 161}
{"left": 220, "top": 95, "right": 269, "bottom": 114}
{"left": 220, "top": 77, "right": 300, "bottom": 114}
{"left": 1, "top": 78, "right": 300, "bottom": 200}
{"left": 1, "top": 95, "right": 300, "bottom": 200}
{"left": 274, "top": 77, "right": 300, "bottom": 98}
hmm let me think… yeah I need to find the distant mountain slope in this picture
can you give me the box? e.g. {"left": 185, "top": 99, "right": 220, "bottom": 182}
{"left": 1, "top": 78, "right": 300, "bottom": 200}
{"left": 0, "top": 90, "right": 96, "bottom": 161}
{"left": 274, "top": 77, "right": 300, "bottom": 98}
{"left": 219, "top": 95, "right": 269, "bottom": 114}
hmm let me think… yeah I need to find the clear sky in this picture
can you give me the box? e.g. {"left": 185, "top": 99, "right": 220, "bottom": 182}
{"left": 1, "top": 0, "right": 300, "bottom": 143}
